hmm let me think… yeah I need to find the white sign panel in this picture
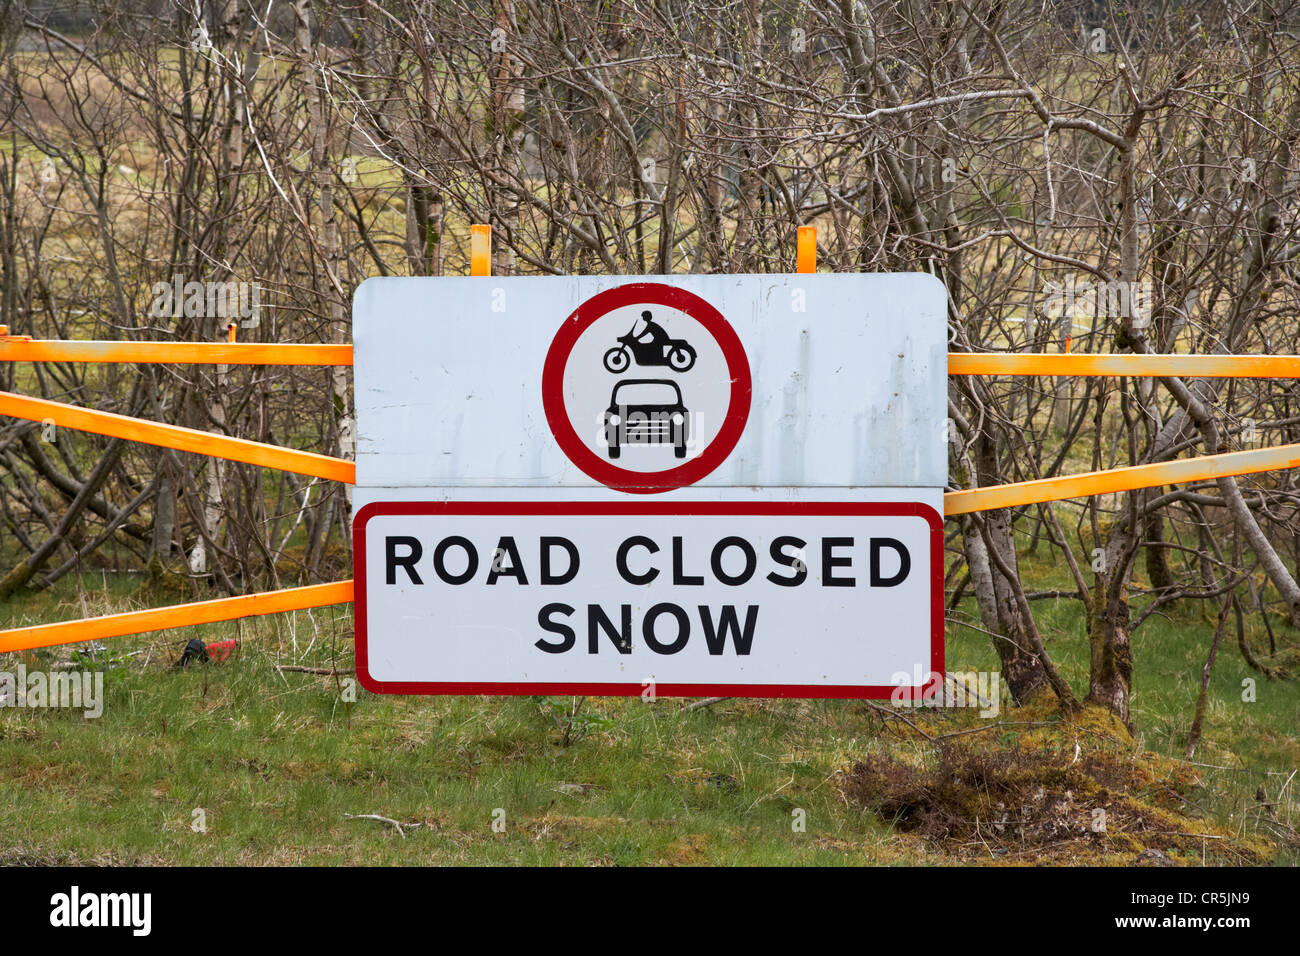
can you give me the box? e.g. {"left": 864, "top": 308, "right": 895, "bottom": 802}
{"left": 353, "top": 274, "right": 947, "bottom": 697}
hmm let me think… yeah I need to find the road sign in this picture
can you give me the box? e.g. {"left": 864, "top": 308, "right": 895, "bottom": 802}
{"left": 540, "top": 282, "right": 752, "bottom": 493}
{"left": 353, "top": 274, "right": 947, "bottom": 698}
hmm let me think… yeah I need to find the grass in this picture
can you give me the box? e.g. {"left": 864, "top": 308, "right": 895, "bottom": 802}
{"left": 0, "top": 541, "right": 1296, "bottom": 866}
{"left": 0, "top": 594, "right": 910, "bottom": 865}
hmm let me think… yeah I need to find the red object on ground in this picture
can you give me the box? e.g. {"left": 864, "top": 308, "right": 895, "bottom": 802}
{"left": 206, "top": 639, "right": 236, "bottom": 662}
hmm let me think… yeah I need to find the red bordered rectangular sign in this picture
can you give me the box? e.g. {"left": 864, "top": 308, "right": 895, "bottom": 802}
{"left": 354, "top": 501, "right": 943, "bottom": 699}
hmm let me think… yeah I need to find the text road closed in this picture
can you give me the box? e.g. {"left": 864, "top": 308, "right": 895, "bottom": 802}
{"left": 355, "top": 502, "right": 941, "bottom": 696}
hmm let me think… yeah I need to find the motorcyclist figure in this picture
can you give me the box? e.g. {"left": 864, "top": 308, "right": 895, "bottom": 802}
{"left": 631, "top": 310, "right": 670, "bottom": 352}
{"left": 602, "top": 308, "right": 698, "bottom": 372}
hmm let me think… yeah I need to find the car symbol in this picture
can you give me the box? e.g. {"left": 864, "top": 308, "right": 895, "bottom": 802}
{"left": 604, "top": 379, "right": 690, "bottom": 459}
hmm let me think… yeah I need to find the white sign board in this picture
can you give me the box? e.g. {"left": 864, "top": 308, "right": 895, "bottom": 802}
{"left": 353, "top": 274, "right": 946, "bottom": 697}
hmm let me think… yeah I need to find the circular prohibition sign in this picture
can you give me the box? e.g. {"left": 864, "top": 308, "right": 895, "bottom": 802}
{"left": 541, "top": 282, "right": 752, "bottom": 494}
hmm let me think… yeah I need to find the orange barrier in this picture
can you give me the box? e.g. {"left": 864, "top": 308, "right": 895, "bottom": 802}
{"left": 949, "top": 352, "right": 1300, "bottom": 377}
{"left": 945, "top": 443, "right": 1300, "bottom": 515}
{"left": 7, "top": 340, "right": 1300, "bottom": 379}
{"left": 9, "top": 345, "right": 1300, "bottom": 377}
{"left": 3, "top": 222, "right": 1300, "bottom": 652}
{"left": 947, "top": 349, "right": 1300, "bottom": 513}
{"left": 0, "top": 339, "right": 352, "bottom": 365}
{"left": 0, "top": 581, "right": 354, "bottom": 652}
{"left": 0, "top": 391, "right": 355, "bottom": 483}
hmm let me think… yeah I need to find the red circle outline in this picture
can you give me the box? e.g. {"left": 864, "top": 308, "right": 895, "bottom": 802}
{"left": 542, "top": 283, "right": 752, "bottom": 494}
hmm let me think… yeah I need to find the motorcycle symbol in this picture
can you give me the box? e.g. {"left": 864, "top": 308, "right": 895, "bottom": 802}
{"left": 602, "top": 310, "right": 697, "bottom": 373}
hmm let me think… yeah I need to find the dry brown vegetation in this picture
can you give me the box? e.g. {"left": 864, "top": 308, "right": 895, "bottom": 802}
{"left": 840, "top": 729, "right": 1278, "bottom": 864}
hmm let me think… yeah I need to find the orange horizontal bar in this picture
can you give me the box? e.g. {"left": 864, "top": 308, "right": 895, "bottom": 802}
{"left": 0, "top": 391, "right": 355, "bottom": 483}
{"left": 7, "top": 346, "right": 1292, "bottom": 377}
{"left": 945, "top": 443, "right": 1300, "bottom": 515}
{"left": 0, "top": 339, "right": 353, "bottom": 365}
{"left": 0, "top": 581, "right": 354, "bottom": 652}
{"left": 949, "top": 353, "right": 1300, "bottom": 377}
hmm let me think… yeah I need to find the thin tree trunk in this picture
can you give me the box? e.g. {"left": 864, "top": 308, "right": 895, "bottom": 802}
{"left": 297, "top": 0, "right": 353, "bottom": 519}
{"left": 1186, "top": 597, "right": 1231, "bottom": 759}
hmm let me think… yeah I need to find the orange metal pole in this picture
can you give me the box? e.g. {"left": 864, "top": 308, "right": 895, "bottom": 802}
{"left": 796, "top": 226, "right": 816, "bottom": 273}
{"left": 471, "top": 224, "right": 492, "bottom": 276}
{"left": 0, "top": 391, "right": 355, "bottom": 483}
{"left": 949, "top": 352, "right": 1300, "bottom": 377}
{"left": 0, "top": 581, "right": 354, "bottom": 652}
{"left": 0, "top": 339, "right": 353, "bottom": 365}
{"left": 945, "top": 443, "right": 1300, "bottom": 515}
